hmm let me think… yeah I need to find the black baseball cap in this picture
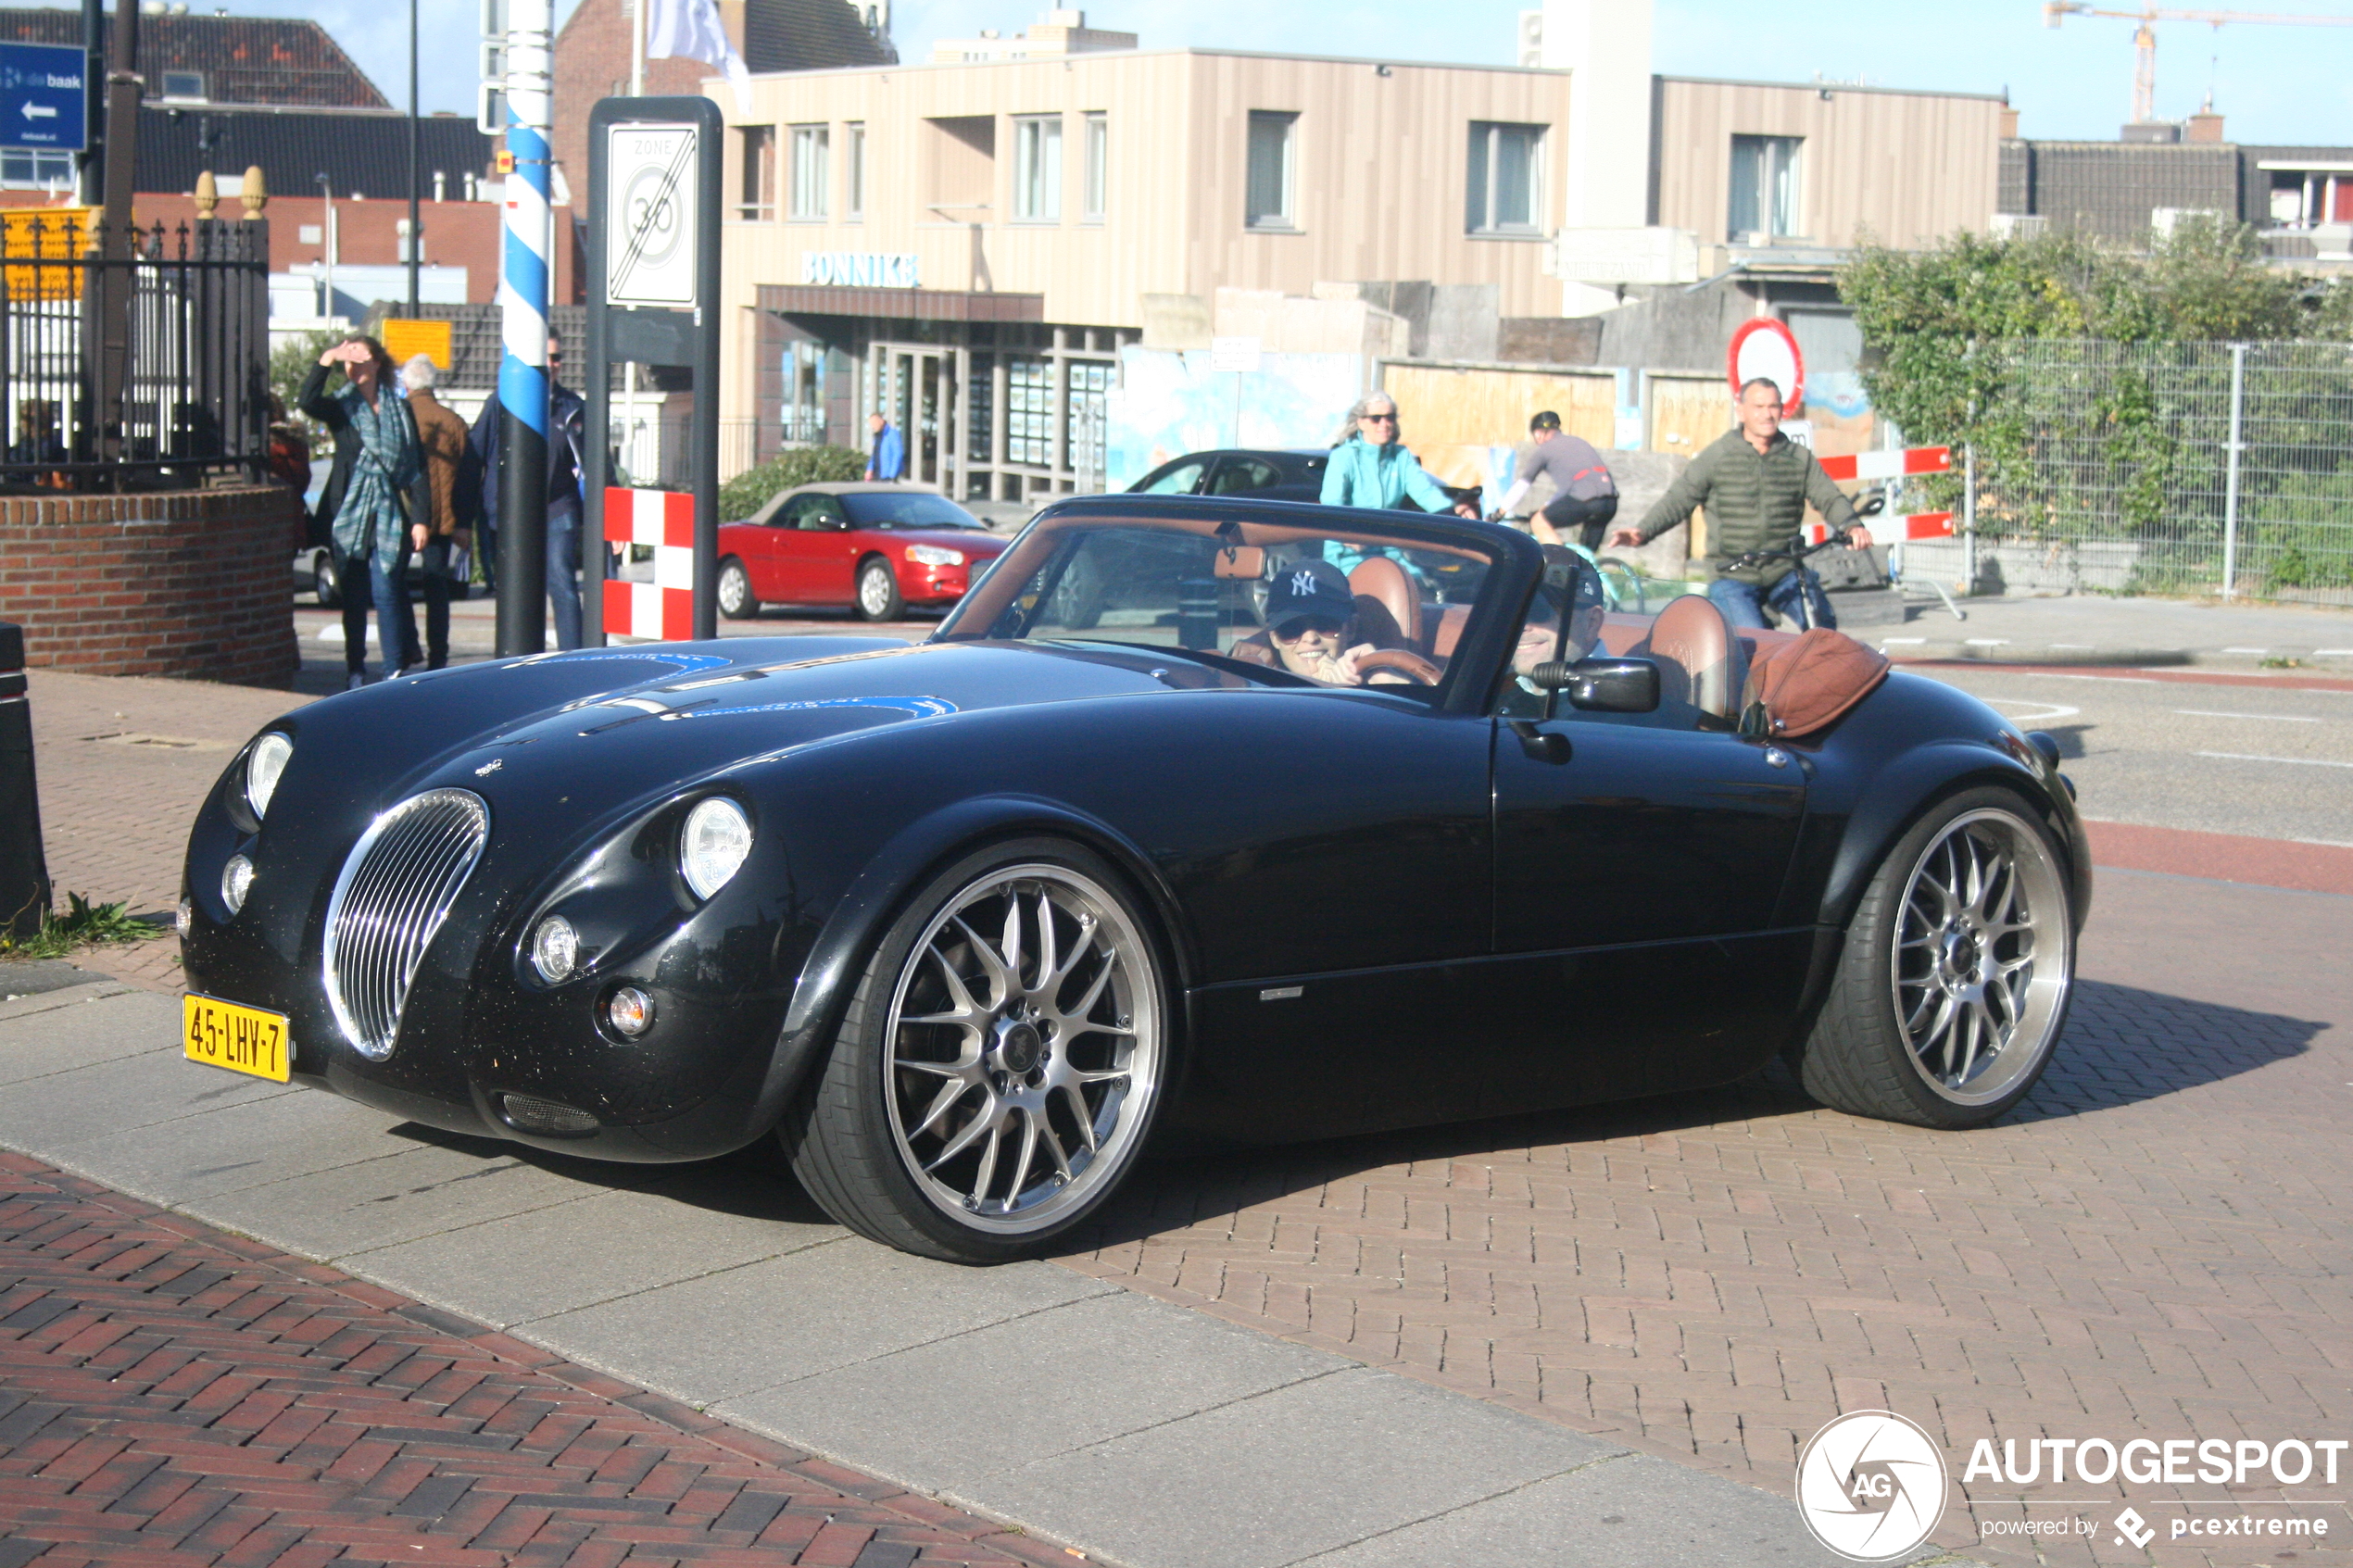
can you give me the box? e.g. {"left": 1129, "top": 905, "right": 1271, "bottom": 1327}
{"left": 1529, "top": 410, "right": 1562, "bottom": 432}
{"left": 1264, "top": 558, "right": 1357, "bottom": 631}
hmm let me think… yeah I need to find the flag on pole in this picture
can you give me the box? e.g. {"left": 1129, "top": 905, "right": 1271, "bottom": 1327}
{"left": 645, "top": 0, "right": 751, "bottom": 110}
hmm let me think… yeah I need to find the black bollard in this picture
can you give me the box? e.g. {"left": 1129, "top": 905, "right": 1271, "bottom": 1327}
{"left": 0, "top": 622, "right": 52, "bottom": 942}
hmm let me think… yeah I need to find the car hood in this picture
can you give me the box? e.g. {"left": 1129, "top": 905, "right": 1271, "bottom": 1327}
{"left": 274, "top": 638, "right": 1223, "bottom": 854}
{"left": 863, "top": 526, "right": 1005, "bottom": 552}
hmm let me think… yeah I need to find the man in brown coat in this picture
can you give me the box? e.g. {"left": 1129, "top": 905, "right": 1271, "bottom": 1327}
{"left": 400, "top": 355, "right": 475, "bottom": 669}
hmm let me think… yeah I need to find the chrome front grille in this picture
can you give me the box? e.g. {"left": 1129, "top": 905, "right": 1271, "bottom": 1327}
{"left": 323, "top": 788, "right": 490, "bottom": 1060}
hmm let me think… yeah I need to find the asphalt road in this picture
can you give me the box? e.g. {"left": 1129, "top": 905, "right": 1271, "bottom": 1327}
{"left": 1906, "top": 663, "right": 2353, "bottom": 846}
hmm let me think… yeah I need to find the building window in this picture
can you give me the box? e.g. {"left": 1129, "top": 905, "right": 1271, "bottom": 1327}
{"left": 1246, "top": 111, "right": 1297, "bottom": 230}
{"left": 1013, "top": 114, "right": 1063, "bottom": 222}
{"left": 737, "top": 125, "right": 776, "bottom": 220}
{"left": 1466, "top": 121, "right": 1543, "bottom": 234}
{"left": 1082, "top": 112, "right": 1106, "bottom": 222}
{"left": 790, "top": 123, "right": 830, "bottom": 220}
{"left": 1007, "top": 358, "right": 1052, "bottom": 465}
{"left": 0, "top": 148, "right": 75, "bottom": 191}
{"left": 1728, "top": 134, "right": 1802, "bottom": 242}
{"left": 846, "top": 122, "right": 865, "bottom": 220}
{"left": 158, "top": 69, "right": 204, "bottom": 100}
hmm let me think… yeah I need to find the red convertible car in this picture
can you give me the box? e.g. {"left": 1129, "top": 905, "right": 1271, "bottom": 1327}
{"left": 717, "top": 483, "right": 1008, "bottom": 621}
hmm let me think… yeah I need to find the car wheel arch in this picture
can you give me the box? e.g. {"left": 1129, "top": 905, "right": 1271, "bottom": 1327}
{"left": 1792, "top": 747, "right": 2086, "bottom": 1035}
{"left": 759, "top": 794, "right": 1200, "bottom": 1133}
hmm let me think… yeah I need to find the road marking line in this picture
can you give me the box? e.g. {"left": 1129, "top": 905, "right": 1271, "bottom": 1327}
{"left": 2173, "top": 709, "right": 2321, "bottom": 722}
{"left": 1881, "top": 637, "right": 1926, "bottom": 645}
{"left": 2295, "top": 836, "right": 2353, "bottom": 848}
{"left": 1965, "top": 638, "right": 2009, "bottom": 646}
{"left": 2317, "top": 648, "right": 2353, "bottom": 657}
{"left": 2196, "top": 751, "right": 2353, "bottom": 769}
{"left": 2222, "top": 646, "right": 2270, "bottom": 654}
{"left": 2051, "top": 643, "right": 2095, "bottom": 648}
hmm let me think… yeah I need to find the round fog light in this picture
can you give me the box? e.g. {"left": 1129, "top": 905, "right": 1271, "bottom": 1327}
{"left": 606, "top": 986, "right": 655, "bottom": 1037}
{"left": 531, "top": 915, "right": 578, "bottom": 983}
{"left": 220, "top": 856, "right": 254, "bottom": 916}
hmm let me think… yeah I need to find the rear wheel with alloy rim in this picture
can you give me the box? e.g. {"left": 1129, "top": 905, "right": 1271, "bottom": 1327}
{"left": 782, "top": 839, "right": 1169, "bottom": 1262}
{"left": 1793, "top": 788, "right": 2075, "bottom": 1128}
{"left": 717, "top": 558, "right": 758, "bottom": 619}
{"left": 855, "top": 557, "right": 903, "bottom": 621}
{"left": 313, "top": 553, "right": 340, "bottom": 608}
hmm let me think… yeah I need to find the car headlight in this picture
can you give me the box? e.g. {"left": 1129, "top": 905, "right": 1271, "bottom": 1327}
{"left": 906, "top": 545, "right": 965, "bottom": 568}
{"left": 221, "top": 855, "right": 255, "bottom": 916}
{"left": 245, "top": 733, "right": 293, "bottom": 819}
{"left": 680, "top": 797, "right": 752, "bottom": 900}
{"left": 531, "top": 915, "right": 578, "bottom": 983}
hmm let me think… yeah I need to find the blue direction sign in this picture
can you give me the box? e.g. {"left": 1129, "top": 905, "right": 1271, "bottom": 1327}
{"left": 0, "top": 43, "right": 86, "bottom": 152}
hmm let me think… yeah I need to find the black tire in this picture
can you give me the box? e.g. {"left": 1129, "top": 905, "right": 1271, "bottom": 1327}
{"left": 717, "top": 557, "right": 758, "bottom": 620}
{"left": 780, "top": 837, "right": 1172, "bottom": 1263}
{"left": 312, "top": 552, "right": 340, "bottom": 608}
{"left": 1793, "top": 786, "right": 2076, "bottom": 1128}
{"left": 853, "top": 556, "right": 903, "bottom": 621}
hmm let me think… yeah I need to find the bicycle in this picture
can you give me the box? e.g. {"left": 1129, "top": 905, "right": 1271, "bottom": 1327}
{"left": 1717, "top": 495, "right": 1890, "bottom": 633}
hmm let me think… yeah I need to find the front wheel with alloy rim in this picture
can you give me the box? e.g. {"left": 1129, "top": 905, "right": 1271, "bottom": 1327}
{"left": 855, "top": 557, "right": 904, "bottom": 621}
{"left": 717, "top": 558, "right": 759, "bottom": 619}
{"left": 781, "top": 839, "right": 1169, "bottom": 1262}
{"left": 1793, "top": 787, "right": 2076, "bottom": 1128}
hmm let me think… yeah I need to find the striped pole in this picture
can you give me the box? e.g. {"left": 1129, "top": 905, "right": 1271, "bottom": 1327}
{"left": 494, "top": 0, "right": 553, "bottom": 657}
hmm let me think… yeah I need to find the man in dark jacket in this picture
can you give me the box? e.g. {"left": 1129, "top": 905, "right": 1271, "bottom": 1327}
{"left": 470, "top": 339, "right": 588, "bottom": 649}
{"left": 1609, "top": 378, "right": 1875, "bottom": 630}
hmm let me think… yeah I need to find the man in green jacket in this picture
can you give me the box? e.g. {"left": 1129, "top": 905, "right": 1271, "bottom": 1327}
{"left": 1608, "top": 378, "right": 1875, "bottom": 630}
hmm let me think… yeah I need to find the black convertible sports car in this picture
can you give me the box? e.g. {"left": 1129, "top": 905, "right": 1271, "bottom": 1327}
{"left": 180, "top": 498, "right": 2088, "bottom": 1263}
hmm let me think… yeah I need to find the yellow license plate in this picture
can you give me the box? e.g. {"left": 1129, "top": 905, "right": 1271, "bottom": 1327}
{"left": 182, "top": 994, "right": 292, "bottom": 1083}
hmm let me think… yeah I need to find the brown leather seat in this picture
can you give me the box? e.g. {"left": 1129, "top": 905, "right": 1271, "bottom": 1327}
{"left": 1348, "top": 558, "right": 1421, "bottom": 650}
{"left": 1634, "top": 595, "right": 1748, "bottom": 721}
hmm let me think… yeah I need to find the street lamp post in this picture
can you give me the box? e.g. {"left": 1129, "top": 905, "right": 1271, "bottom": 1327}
{"left": 314, "top": 172, "right": 335, "bottom": 322}
{"left": 407, "top": 0, "right": 420, "bottom": 313}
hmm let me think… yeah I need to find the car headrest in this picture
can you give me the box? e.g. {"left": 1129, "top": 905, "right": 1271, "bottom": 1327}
{"left": 1642, "top": 595, "right": 1748, "bottom": 721}
{"left": 1348, "top": 557, "right": 1421, "bottom": 647}
{"left": 1214, "top": 546, "right": 1265, "bottom": 579}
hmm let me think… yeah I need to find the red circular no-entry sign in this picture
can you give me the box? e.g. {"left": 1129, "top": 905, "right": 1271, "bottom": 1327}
{"left": 1728, "top": 318, "right": 1805, "bottom": 414}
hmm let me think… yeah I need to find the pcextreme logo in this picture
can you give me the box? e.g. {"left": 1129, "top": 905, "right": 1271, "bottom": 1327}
{"left": 1795, "top": 1411, "right": 1950, "bottom": 1562}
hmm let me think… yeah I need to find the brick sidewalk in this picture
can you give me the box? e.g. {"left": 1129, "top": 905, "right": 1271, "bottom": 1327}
{"left": 1053, "top": 870, "right": 2353, "bottom": 1564}
{"left": 0, "top": 1153, "right": 1072, "bottom": 1568}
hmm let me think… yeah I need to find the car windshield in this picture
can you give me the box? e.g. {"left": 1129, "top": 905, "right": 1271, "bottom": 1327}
{"left": 937, "top": 510, "right": 1510, "bottom": 697}
{"left": 840, "top": 493, "right": 987, "bottom": 530}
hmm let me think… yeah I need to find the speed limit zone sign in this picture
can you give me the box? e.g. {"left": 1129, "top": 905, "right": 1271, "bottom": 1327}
{"left": 606, "top": 123, "right": 698, "bottom": 307}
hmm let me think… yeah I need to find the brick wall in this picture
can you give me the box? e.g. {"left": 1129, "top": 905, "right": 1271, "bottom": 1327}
{"left": 0, "top": 487, "right": 301, "bottom": 686}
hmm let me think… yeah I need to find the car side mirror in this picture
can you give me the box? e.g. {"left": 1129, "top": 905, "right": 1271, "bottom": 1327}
{"left": 1531, "top": 657, "right": 1660, "bottom": 713}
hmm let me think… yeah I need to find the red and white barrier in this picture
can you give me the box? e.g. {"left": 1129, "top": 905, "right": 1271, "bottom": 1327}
{"left": 601, "top": 488, "right": 696, "bottom": 642}
{"left": 1815, "top": 445, "right": 1953, "bottom": 483}
{"left": 1806, "top": 511, "right": 1956, "bottom": 546}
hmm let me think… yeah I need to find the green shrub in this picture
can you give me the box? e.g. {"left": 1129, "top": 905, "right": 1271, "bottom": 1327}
{"left": 718, "top": 445, "right": 868, "bottom": 520}
{"left": 0, "top": 892, "right": 167, "bottom": 961}
{"left": 268, "top": 328, "right": 342, "bottom": 426}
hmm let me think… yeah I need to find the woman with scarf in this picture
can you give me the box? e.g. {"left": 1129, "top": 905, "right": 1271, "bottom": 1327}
{"left": 301, "top": 335, "right": 422, "bottom": 689}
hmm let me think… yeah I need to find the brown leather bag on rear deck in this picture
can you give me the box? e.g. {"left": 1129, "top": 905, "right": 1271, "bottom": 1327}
{"left": 1741, "top": 628, "right": 1891, "bottom": 739}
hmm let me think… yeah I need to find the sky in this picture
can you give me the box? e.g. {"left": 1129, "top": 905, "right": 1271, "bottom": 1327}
{"left": 159, "top": 0, "right": 2353, "bottom": 146}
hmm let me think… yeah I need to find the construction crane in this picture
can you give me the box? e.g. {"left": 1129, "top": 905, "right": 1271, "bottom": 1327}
{"left": 2043, "top": 2, "right": 2353, "bottom": 125}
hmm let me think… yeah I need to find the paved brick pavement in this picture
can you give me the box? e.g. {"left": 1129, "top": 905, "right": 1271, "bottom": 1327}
{"left": 1053, "top": 869, "right": 2353, "bottom": 1564}
{"left": 0, "top": 1152, "right": 1077, "bottom": 1568}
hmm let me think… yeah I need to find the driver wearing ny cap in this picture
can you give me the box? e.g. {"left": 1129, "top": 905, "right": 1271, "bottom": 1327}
{"left": 1262, "top": 560, "right": 1381, "bottom": 685}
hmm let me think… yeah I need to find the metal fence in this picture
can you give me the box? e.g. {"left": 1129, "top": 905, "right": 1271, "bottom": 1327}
{"left": 0, "top": 216, "right": 271, "bottom": 492}
{"left": 1967, "top": 339, "right": 2353, "bottom": 604}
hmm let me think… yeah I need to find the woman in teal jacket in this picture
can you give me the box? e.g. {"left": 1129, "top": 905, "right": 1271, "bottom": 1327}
{"left": 1319, "top": 393, "right": 1478, "bottom": 517}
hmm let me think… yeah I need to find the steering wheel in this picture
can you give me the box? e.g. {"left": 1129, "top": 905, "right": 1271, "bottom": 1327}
{"left": 1353, "top": 648, "right": 1443, "bottom": 685}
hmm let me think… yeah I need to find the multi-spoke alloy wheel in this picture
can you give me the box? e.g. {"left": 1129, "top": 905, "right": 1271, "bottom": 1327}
{"left": 1892, "top": 809, "right": 2069, "bottom": 1105}
{"left": 883, "top": 866, "right": 1159, "bottom": 1230}
{"left": 1793, "top": 789, "right": 2077, "bottom": 1128}
{"left": 783, "top": 841, "right": 1168, "bottom": 1261}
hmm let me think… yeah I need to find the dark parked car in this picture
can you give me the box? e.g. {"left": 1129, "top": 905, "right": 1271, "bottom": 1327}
{"left": 1128, "top": 448, "right": 1327, "bottom": 502}
{"left": 717, "top": 483, "right": 1008, "bottom": 621}
{"left": 181, "top": 497, "right": 2088, "bottom": 1264}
